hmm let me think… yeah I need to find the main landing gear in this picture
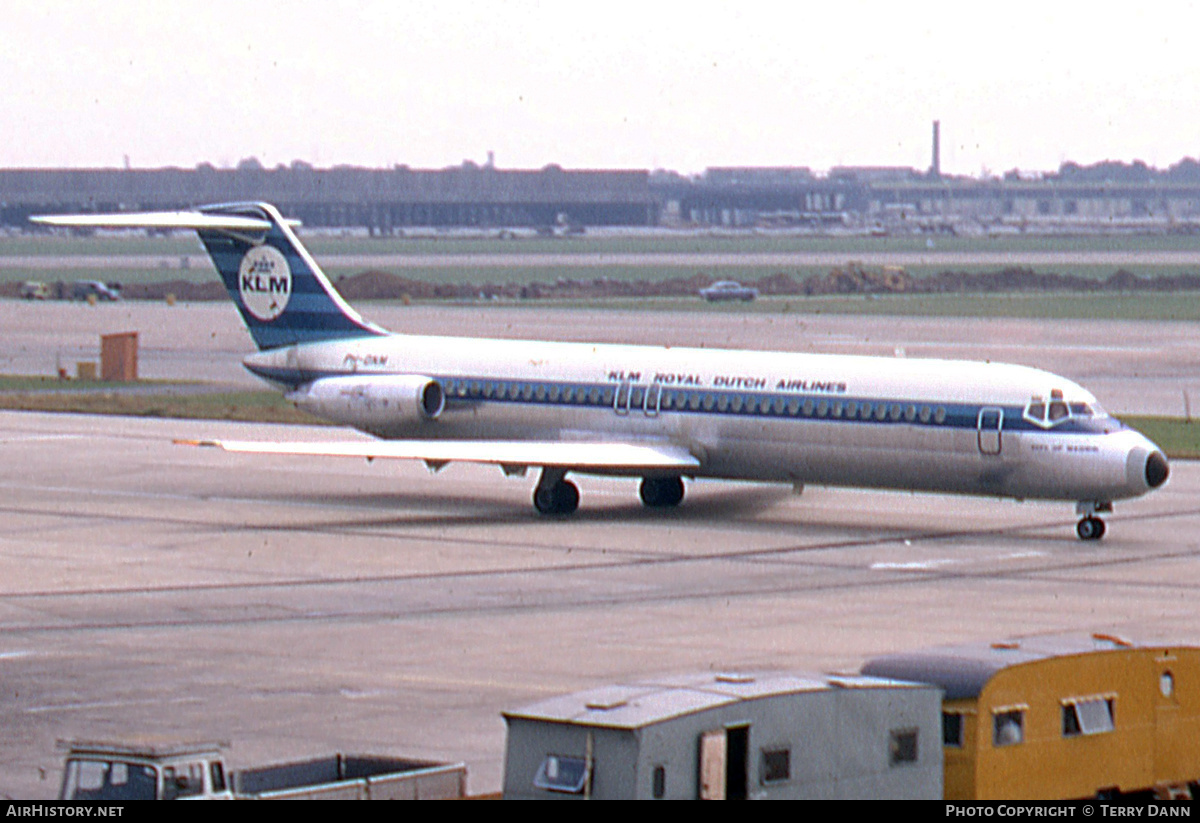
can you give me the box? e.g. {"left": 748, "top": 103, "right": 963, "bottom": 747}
{"left": 533, "top": 469, "right": 579, "bottom": 515}
{"left": 640, "top": 476, "right": 685, "bottom": 508}
{"left": 1076, "top": 501, "right": 1112, "bottom": 541}
{"left": 532, "top": 472, "right": 686, "bottom": 515}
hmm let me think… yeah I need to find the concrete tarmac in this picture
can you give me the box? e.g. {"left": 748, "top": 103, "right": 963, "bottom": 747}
{"left": 1, "top": 302, "right": 1199, "bottom": 798}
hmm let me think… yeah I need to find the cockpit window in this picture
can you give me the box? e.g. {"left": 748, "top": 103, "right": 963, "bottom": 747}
{"left": 1024, "top": 390, "right": 1106, "bottom": 429}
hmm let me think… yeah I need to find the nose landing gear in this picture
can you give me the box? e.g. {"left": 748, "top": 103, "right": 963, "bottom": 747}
{"left": 1075, "top": 501, "right": 1112, "bottom": 541}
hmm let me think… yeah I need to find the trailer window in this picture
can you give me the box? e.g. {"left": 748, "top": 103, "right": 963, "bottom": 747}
{"left": 533, "top": 754, "right": 589, "bottom": 794}
{"left": 1062, "top": 696, "right": 1115, "bottom": 737}
{"left": 652, "top": 764, "right": 666, "bottom": 799}
{"left": 760, "top": 748, "right": 790, "bottom": 784}
{"left": 993, "top": 709, "right": 1025, "bottom": 747}
{"left": 889, "top": 728, "right": 919, "bottom": 765}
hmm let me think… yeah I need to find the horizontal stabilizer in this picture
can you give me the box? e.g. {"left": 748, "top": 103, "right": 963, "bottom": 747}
{"left": 31, "top": 211, "right": 299, "bottom": 231}
{"left": 176, "top": 438, "right": 701, "bottom": 471}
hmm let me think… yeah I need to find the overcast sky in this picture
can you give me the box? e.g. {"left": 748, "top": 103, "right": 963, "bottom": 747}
{"left": 3, "top": 1, "right": 1198, "bottom": 176}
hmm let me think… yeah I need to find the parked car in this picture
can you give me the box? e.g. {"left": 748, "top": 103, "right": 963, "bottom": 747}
{"left": 699, "top": 280, "right": 758, "bottom": 302}
{"left": 71, "top": 280, "right": 121, "bottom": 301}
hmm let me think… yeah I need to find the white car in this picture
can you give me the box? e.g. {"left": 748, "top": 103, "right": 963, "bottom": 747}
{"left": 699, "top": 280, "right": 758, "bottom": 302}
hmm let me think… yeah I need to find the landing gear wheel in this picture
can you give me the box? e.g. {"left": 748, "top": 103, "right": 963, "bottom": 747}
{"left": 639, "top": 476, "right": 685, "bottom": 508}
{"left": 1076, "top": 516, "right": 1106, "bottom": 541}
{"left": 533, "top": 479, "right": 579, "bottom": 515}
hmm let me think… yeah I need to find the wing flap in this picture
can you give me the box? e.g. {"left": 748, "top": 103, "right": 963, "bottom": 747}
{"left": 176, "top": 438, "right": 700, "bottom": 471}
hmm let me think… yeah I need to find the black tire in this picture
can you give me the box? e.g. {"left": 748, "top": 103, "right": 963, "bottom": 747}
{"left": 534, "top": 480, "right": 579, "bottom": 515}
{"left": 1076, "top": 517, "right": 1106, "bottom": 541}
{"left": 554, "top": 480, "right": 580, "bottom": 514}
{"left": 640, "top": 477, "right": 684, "bottom": 508}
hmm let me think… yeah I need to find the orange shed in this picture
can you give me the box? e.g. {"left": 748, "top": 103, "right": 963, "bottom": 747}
{"left": 100, "top": 332, "right": 138, "bottom": 382}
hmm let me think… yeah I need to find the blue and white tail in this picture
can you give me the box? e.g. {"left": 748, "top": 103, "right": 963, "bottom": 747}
{"left": 33, "top": 202, "right": 385, "bottom": 350}
{"left": 194, "top": 203, "right": 384, "bottom": 349}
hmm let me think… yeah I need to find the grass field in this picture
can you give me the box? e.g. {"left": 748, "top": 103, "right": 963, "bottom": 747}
{"left": 0, "top": 377, "right": 323, "bottom": 425}
{"left": 7, "top": 230, "right": 1200, "bottom": 320}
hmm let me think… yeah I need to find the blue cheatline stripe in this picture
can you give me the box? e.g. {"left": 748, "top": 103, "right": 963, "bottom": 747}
{"left": 199, "top": 227, "right": 378, "bottom": 350}
{"left": 248, "top": 364, "right": 1117, "bottom": 437}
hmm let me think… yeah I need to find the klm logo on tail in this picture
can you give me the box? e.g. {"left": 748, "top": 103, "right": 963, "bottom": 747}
{"left": 238, "top": 245, "right": 292, "bottom": 321}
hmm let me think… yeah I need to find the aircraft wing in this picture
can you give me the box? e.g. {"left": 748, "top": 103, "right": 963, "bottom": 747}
{"left": 176, "top": 438, "right": 701, "bottom": 472}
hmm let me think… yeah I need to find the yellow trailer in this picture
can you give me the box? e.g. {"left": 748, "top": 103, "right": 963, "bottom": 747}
{"left": 862, "top": 634, "right": 1200, "bottom": 800}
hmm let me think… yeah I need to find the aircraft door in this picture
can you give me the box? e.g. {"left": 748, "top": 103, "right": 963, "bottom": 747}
{"left": 644, "top": 382, "right": 662, "bottom": 417}
{"left": 614, "top": 381, "right": 662, "bottom": 417}
{"left": 614, "top": 381, "right": 632, "bottom": 415}
{"left": 977, "top": 407, "right": 1003, "bottom": 455}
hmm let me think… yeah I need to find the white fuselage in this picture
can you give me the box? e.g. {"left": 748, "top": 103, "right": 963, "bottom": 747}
{"left": 243, "top": 332, "right": 1165, "bottom": 506}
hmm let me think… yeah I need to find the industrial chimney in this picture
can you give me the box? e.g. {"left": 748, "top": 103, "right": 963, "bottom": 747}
{"left": 930, "top": 120, "right": 941, "bottom": 178}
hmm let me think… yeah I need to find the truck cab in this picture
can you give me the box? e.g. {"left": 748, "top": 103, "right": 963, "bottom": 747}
{"left": 59, "top": 740, "right": 233, "bottom": 801}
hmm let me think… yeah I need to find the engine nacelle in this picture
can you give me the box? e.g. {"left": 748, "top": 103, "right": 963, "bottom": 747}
{"left": 287, "top": 374, "right": 445, "bottom": 429}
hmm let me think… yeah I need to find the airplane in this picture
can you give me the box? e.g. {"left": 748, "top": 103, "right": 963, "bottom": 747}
{"left": 32, "top": 202, "right": 1169, "bottom": 540}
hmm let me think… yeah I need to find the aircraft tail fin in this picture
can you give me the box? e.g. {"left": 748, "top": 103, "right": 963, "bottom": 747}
{"left": 33, "top": 202, "right": 385, "bottom": 350}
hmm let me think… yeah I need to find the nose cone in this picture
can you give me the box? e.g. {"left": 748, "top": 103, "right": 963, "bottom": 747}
{"left": 1145, "top": 450, "right": 1170, "bottom": 489}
